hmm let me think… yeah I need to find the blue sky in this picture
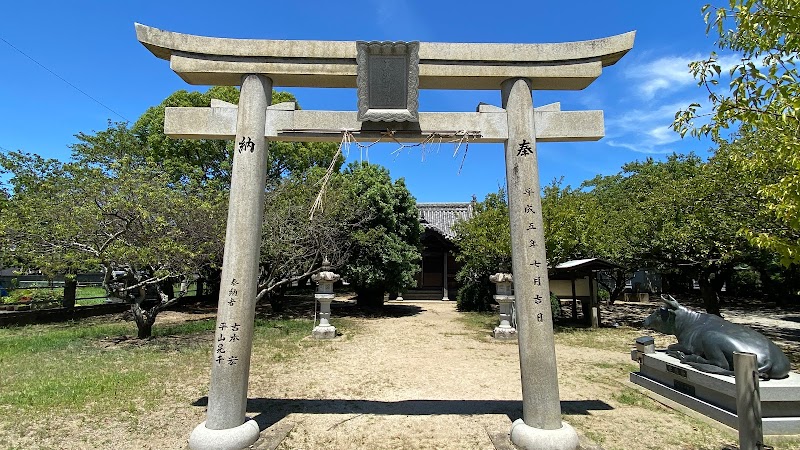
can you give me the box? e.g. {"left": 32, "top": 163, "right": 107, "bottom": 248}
{"left": 0, "top": 1, "right": 726, "bottom": 202}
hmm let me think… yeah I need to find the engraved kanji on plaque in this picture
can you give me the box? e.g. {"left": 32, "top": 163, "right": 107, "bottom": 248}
{"left": 356, "top": 41, "right": 420, "bottom": 122}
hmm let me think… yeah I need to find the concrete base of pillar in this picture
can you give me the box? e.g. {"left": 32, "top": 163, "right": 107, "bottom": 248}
{"left": 312, "top": 325, "right": 337, "bottom": 339}
{"left": 510, "top": 419, "right": 579, "bottom": 450}
{"left": 188, "top": 419, "right": 260, "bottom": 450}
{"left": 493, "top": 327, "right": 517, "bottom": 340}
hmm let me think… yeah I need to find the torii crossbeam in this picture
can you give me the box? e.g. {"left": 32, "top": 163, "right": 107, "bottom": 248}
{"left": 136, "top": 23, "right": 634, "bottom": 450}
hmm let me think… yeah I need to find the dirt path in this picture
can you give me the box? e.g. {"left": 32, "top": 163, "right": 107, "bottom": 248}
{"left": 250, "top": 301, "right": 523, "bottom": 450}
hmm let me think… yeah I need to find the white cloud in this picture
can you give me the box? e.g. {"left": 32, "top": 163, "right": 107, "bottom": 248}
{"left": 605, "top": 140, "right": 678, "bottom": 155}
{"left": 627, "top": 55, "right": 700, "bottom": 100}
{"left": 626, "top": 53, "right": 744, "bottom": 101}
{"left": 603, "top": 51, "right": 741, "bottom": 154}
{"left": 603, "top": 99, "right": 710, "bottom": 154}
{"left": 647, "top": 125, "right": 682, "bottom": 145}
{"left": 716, "top": 54, "right": 748, "bottom": 73}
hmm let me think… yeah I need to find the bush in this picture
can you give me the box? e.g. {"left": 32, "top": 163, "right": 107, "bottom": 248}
{"left": 456, "top": 279, "right": 495, "bottom": 312}
{"left": 728, "top": 269, "right": 762, "bottom": 296}
{"left": 4, "top": 288, "right": 63, "bottom": 308}
{"left": 457, "top": 283, "right": 561, "bottom": 320}
{"left": 550, "top": 292, "right": 561, "bottom": 318}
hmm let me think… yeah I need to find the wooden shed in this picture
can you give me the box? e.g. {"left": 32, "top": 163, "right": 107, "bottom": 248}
{"left": 550, "top": 258, "right": 621, "bottom": 327}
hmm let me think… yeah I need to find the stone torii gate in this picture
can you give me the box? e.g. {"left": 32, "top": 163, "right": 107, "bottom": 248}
{"left": 135, "top": 23, "right": 633, "bottom": 450}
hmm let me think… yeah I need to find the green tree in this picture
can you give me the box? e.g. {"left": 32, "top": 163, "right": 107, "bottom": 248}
{"left": 674, "top": 0, "right": 800, "bottom": 265}
{"left": 582, "top": 154, "right": 766, "bottom": 314}
{"left": 0, "top": 146, "right": 226, "bottom": 333}
{"left": 91, "top": 156, "right": 226, "bottom": 338}
{"left": 0, "top": 152, "right": 99, "bottom": 306}
{"left": 127, "top": 87, "right": 344, "bottom": 302}
{"left": 129, "top": 86, "right": 239, "bottom": 186}
{"left": 0, "top": 180, "right": 8, "bottom": 214}
{"left": 339, "top": 162, "right": 422, "bottom": 306}
{"left": 452, "top": 190, "right": 511, "bottom": 311}
{"left": 254, "top": 167, "right": 363, "bottom": 311}
{"left": 541, "top": 179, "right": 633, "bottom": 303}
{"left": 542, "top": 151, "right": 781, "bottom": 314}
{"left": 131, "top": 87, "right": 341, "bottom": 186}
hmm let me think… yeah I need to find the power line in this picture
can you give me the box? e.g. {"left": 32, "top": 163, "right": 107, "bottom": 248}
{"left": 0, "top": 36, "right": 130, "bottom": 123}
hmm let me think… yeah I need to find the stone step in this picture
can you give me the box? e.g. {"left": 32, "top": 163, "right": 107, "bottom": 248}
{"left": 401, "top": 289, "right": 446, "bottom": 301}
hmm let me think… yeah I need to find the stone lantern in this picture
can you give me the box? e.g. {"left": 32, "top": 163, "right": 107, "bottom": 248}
{"left": 490, "top": 272, "right": 516, "bottom": 339}
{"left": 311, "top": 257, "right": 340, "bottom": 339}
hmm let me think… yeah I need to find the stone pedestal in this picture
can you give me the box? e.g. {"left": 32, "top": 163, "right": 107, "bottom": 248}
{"left": 313, "top": 293, "right": 336, "bottom": 339}
{"left": 510, "top": 420, "right": 580, "bottom": 450}
{"left": 490, "top": 273, "right": 516, "bottom": 340}
{"left": 311, "top": 259, "right": 340, "bottom": 340}
{"left": 630, "top": 348, "right": 800, "bottom": 435}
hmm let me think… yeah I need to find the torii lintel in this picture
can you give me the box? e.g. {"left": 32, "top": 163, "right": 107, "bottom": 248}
{"left": 164, "top": 102, "right": 604, "bottom": 143}
{"left": 135, "top": 23, "right": 635, "bottom": 90}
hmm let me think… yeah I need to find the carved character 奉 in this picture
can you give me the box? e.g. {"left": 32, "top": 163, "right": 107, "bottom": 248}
{"left": 643, "top": 295, "right": 791, "bottom": 379}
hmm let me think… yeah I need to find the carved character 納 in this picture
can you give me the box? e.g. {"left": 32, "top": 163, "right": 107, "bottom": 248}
{"left": 643, "top": 295, "right": 791, "bottom": 379}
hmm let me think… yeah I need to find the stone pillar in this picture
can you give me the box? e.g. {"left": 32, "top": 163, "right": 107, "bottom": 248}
{"left": 312, "top": 258, "right": 340, "bottom": 339}
{"left": 442, "top": 251, "right": 450, "bottom": 301}
{"left": 491, "top": 273, "right": 516, "bottom": 340}
{"left": 570, "top": 277, "right": 578, "bottom": 320}
{"left": 589, "top": 271, "right": 599, "bottom": 328}
{"left": 502, "top": 78, "right": 579, "bottom": 450}
{"left": 735, "top": 352, "right": 764, "bottom": 450}
{"left": 189, "top": 74, "right": 272, "bottom": 450}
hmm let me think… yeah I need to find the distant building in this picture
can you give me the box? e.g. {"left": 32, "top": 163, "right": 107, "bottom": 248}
{"left": 549, "top": 258, "right": 622, "bottom": 325}
{"left": 403, "top": 202, "right": 473, "bottom": 301}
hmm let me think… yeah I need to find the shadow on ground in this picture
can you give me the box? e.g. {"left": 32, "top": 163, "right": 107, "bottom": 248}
{"left": 246, "top": 295, "right": 425, "bottom": 321}
{"left": 334, "top": 303, "right": 424, "bottom": 319}
{"left": 192, "top": 397, "right": 613, "bottom": 431}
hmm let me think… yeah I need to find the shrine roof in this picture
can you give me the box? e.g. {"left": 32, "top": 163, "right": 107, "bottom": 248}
{"left": 418, "top": 202, "right": 474, "bottom": 240}
{"left": 553, "top": 258, "right": 622, "bottom": 272}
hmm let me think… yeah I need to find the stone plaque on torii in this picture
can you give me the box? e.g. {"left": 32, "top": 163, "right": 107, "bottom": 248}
{"left": 135, "top": 23, "right": 634, "bottom": 450}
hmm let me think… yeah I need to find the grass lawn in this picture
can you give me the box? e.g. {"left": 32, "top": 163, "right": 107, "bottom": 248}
{"left": 0, "top": 313, "right": 332, "bottom": 419}
{"left": 75, "top": 286, "right": 108, "bottom": 306}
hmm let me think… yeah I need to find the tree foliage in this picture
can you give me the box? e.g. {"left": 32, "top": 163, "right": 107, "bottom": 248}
{"left": 1, "top": 81, "right": 422, "bottom": 333}
{"left": 0, "top": 85, "right": 348, "bottom": 336}
{"left": 0, "top": 143, "right": 227, "bottom": 335}
{"left": 254, "top": 167, "right": 365, "bottom": 310}
{"left": 129, "top": 86, "right": 239, "bottom": 186}
{"left": 0, "top": 153, "right": 101, "bottom": 279}
{"left": 452, "top": 190, "right": 511, "bottom": 311}
{"left": 541, "top": 152, "right": 780, "bottom": 314}
{"left": 674, "top": 0, "right": 800, "bottom": 265}
{"left": 338, "top": 162, "right": 422, "bottom": 305}
{"left": 131, "top": 87, "right": 342, "bottom": 185}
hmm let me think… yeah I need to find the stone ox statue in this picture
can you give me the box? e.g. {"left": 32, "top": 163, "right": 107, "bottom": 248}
{"left": 643, "top": 295, "right": 791, "bottom": 379}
